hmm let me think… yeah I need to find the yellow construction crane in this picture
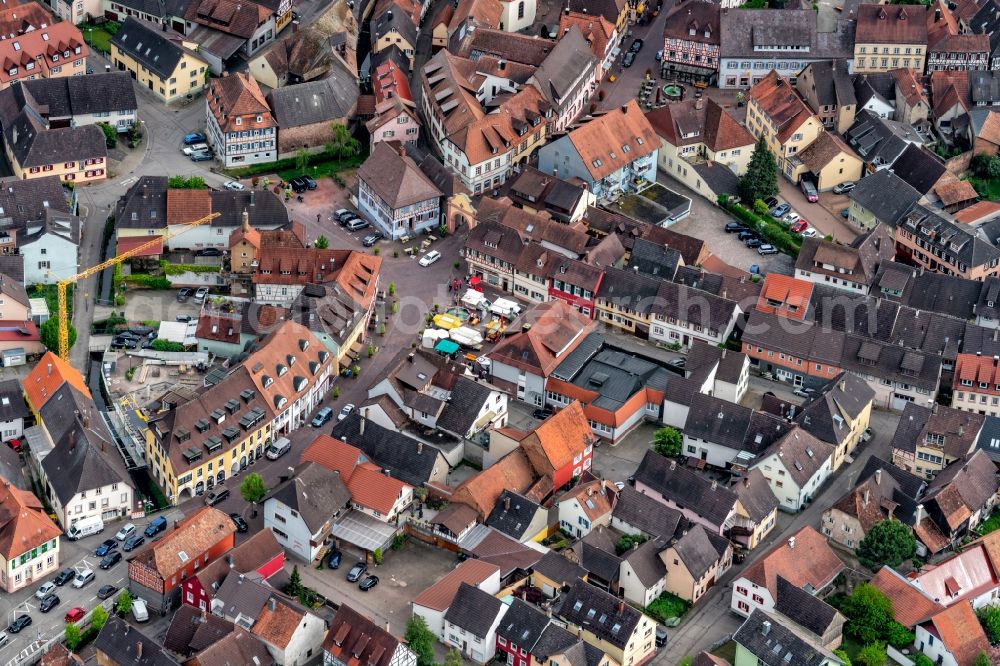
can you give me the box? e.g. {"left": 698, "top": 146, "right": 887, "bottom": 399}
{"left": 56, "top": 211, "right": 221, "bottom": 359}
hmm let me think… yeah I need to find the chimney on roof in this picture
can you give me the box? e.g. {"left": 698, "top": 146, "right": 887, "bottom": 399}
{"left": 695, "top": 98, "right": 704, "bottom": 110}
{"left": 669, "top": 459, "right": 676, "bottom": 470}
{"left": 863, "top": 488, "right": 870, "bottom": 506}
{"left": 242, "top": 209, "right": 250, "bottom": 232}
{"left": 875, "top": 469, "right": 882, "bottom": 486}
{"left": 408, "top": 353, "right": 415, "bottom": 363}
{"left": 47, "top": 362, "right": 51, "bottom": 375}
{"left": 360, "top": 417, "right": 365, "bottom": 437}
{"left": 227, "top": 554, "right": 234, "bottom": 568}
{"left": 505, "top": 495, "right": 511, "bottom": 510}
{"left": 916, "top": 503, "right": 926, "bottom": 524}
{"left": 239, "top": 574, "right": 245, "bottom": 584}
{"left": 788, "top": 536, "right": 795, "bottom": 549}
{"left": 385, "top": 621, "right": 391, "bottom": 632}
{"left": 618, "top": 600, "right": 625, "bottom": 614}
{"left": 68, "top": 429, "right": 76, "bottom": 452}
{"left": 136, "top": 642, "right": 143, "bottom": 659}
{"left": 761, "top": 621, "right": 771, "bottom": 637}
{"left": 711, "top": 480, "right": 717, "bottom": 491}
{"left": 417, "top": 441, "right": 423, "bottom": 455}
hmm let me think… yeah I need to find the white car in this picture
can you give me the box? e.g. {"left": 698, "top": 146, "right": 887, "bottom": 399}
{"left": 783, "top": 212, "right": 800, "bottom": 225}
{"left": 419, "top": 250, "right": 441, "bottom": 267}
{"left": 338, "top": 404, "right": 356, "bottom": 421}
{"left": 72, "top": 569, "right": 95, "bottom": 589}
{"left": 223, "top": 181, "right": 245, "bottom": 191}
{"left": 801, "top": 227, "right": 819, "bottom": 238}
{"left": 115, "top": 523, "right": 136, "bottom": 541}
{"left": 194, "top": 286, "right": 210, "bottom": 302}
{"left": 35, "top": 582, "right": 56, "bottom": 600}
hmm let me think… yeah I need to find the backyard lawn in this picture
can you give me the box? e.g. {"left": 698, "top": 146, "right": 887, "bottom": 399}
{"left": 966, "top": 175, "right": 1000, "bottom": 201}
{"left": 82, "top": 25, "right": 115, "bottom": 55}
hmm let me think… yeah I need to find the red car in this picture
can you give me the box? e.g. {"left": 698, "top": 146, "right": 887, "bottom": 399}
{"left": 790, "top": 220, "right": 809, "bottom": 233}
{"left": 64, "top": 607, "right": 85, "bottom": 623}
{"left": 4, "top": 438, "right": 21, "bottom": 452}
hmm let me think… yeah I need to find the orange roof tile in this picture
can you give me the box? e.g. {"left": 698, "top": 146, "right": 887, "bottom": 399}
{"left": 0, "top": 22, "right": 86, "bottom": 87}
{"left": 132, "top": 506, "right": 235, "bottom": 579}
{"left": 346, "top": 464, "right": 409, "bottom": 515}
{"left": 870, "top": 566, "right": 944, "bottom": 627}
{"left": 522, "top": 401, "right": 593, "bottom": 475}
{"left": 299, "top": 434, "right": 362, "bottom": 481}
{"left": 748, "top": 71, "right": 816, "bottom": 144}
{"left": 0, "top": 478, "right": 60, "bottom": 560}
{"left": 953, "top": 200, "right": 1000, "bottom": 224}
{"left": 24, "top": 351, "right": 91, "bottom": 411}
{"left": 453, "top": 448, "right": 537, "bottom": 518}
{"left": 243, "top": 321, "right": 334, "bottom": 414}
{"left": 559, "top": 11, "right": 615, "bottom": 63}
{"left": 566, "top": 100, "right": 659, "bottom": 181}
{"left": 935, "top": 179, "right": 978, "bottom": 207}
{"left": 741, "top": 526, "right": 844, "bottom": 598}
{"left": 252, "top": 598, "right": 303, "bottom": 649}
{"left": 207, "top": 73, "right": 275, "bottom": 134}
{"left": 560, "top": 479, "right": 614, "bottom": 520}
{"left": 928, "top": 602, "right": 989, "bottom": 665}
{"left": 756, "top": 274, "right": 813, "bottom": 320}
{"left": 116, "top": 235, "right": 163, "bottom": 258}
{"left": 412, "top": 559, "right": 501, "bottom": 611}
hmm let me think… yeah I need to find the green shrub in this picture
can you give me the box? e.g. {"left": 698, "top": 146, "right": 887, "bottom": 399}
{"left": 151, "top": 339, "right": 184, "bottom": 352}
{"left": 645, "top": 592, "right": 691, "bottom": 623}
{"left": 125, "top": 274, "right": 171, "bottom": 289}
{"left": 161, "top": 263, "right": 221, "bottom": 275}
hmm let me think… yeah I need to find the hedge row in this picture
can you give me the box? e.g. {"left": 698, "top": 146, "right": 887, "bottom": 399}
{"left": 125, "top": 274, "right": 171, "bottom": 289}
{"left": 724, "top": 202, "right": 801, "bottom": 257}
{"left": 162, "top": 262, "right": 221, "bottom": 275}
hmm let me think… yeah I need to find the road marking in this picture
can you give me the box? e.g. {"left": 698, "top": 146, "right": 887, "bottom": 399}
{"left": 116, "top": 577, "right": 124, "bottom": 584}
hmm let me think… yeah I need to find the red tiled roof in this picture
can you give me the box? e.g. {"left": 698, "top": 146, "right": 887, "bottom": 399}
{"left": 412, "top": 559, "right": 500, "bottom": 611}
{"left": 0, "top": 320, "right": 37, "bottom": 342}
{"left": 856, "top": 4, "right": 929, "bottom": 45}
{"left": 566, "top": 100, "right": 658, "bottom": 181}
{"left": 741, "top": 526, "right": 844, "bottom": 598}
{"left": 116, "top": 235, "right": 163, "bottom": 258}
{"left": 870, "top": 566, "right": 944, "bottom": 627}
{"left": 0, "top": 478, "right": 61, "bottom": 560}
{"left": 166, "top": 189, "right": 211, "bottom": 227}
{"left": 756, "top": 273, "right": 813, "bottom": 320}
{"left": 0, "top": 23, "right": 86, "bottom": 86}
{"left": 748, "top": 71, "right": 815, "bottom": 144}
{"left": 522, "top": 400, "right": 592, "bottom": 475}
{"left": 953, "top": 200, "right": 1000, "bottom": 224}
{"left": 926, "top": 602, "right": 990, "bottom": 665}
{"left": 299, "top": 434, "right": 362, "bottom": 481}
{"left": 345, "top": 464, "right": 408, "bottom": 515}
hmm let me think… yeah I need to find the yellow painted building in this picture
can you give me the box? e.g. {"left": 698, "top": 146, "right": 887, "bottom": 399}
{"left": 746, "top": 71, "right": 824, "bottom": 184}
{"left": 853, "top": 4, "right": 928, "bottom": 73}
{"left": 111, "top": 18, "right": 208, "bottom": 103}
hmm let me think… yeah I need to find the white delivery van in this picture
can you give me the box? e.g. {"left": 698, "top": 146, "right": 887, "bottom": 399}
{"left": 66, "top": 516, "right": 104, "bottom": 540}
{"left": 265, "top": 437, "right": 292, "bottom": 460}
{"left": 490, "top": 298, "right": 522, "bottom": 318}
{"left": 132, "top": 597, "right": 149, "bottom": 622}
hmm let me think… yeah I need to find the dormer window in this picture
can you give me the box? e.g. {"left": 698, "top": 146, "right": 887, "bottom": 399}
{"left": 236, "top": 117, "right": 242, "bottom": 125}
{"left": 592, "top": 159, "right": 602, "bottom": 168}
{"left": 7, "top": 68, "right": 15, "bottom": 76}
{"left": 622, "top": 144, "right": 631, "bottom": 153}
{"left": 74, "top": 46, "right": 80, "bottom": 54}
{"left": 256, "top": 115, "right": 262, "bottom": 122}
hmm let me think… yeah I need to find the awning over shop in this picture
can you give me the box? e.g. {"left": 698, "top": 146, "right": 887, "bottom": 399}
{"left": 435, "top": 339, "right": 459, "bottom": 355}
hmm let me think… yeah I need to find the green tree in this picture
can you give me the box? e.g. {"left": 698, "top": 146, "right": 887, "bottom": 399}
{"left": 150, "top": 339, "right": 184, "bottom": 352}
{"left": 405, "top": 616, "right": 436, "bottom": 666}
{"left": 753, "top": 198, "right": 770, "bottom": 216}
{"left": 315, "top": 235, "right": 329, "bottom": 249}
{"left": 91, "top": 605, "right": 109, "bottom": 631}
{"left": 843, "top": 584, "right": 895, "bottom": 645}
{"left": 65, "top": 623, "right": 82, "bottom": 651}
{"left": 974, "top": 653, "right": 991, "bottom": 666}
{"left": 856, "top": 643, "right": 886, "bottom": 666}
{"left": 240, "top": 472, "right": 267, "bottom": 504}
{"left": 886, "top": 622, "right": 914, "bottom": 650}
{"left": 978, "top": 605, "right": 1000, "bottom": 644}
{"left": 373, "top": 547, "right": 383, "bottom": 565}
{"left": 116, "top": 589, "right": 133, "bottom": 615}
{"left": 738, "top": 136, "right": 778, "bottom": 204}
{"left": 328, "top": 123, "right": 362, "bottom": 168}
{"left": 857, "top": 520, "right": 917, "bottom": 570}
{"left": 914, "top": 656, "right": 934, "bottom": 666}
{"left": 678, "top": 659, "right": 693, "bottom": 666}
{"left": 288, "top": 565, "right": 303, "bottom": 597}
{"left": 295, "top": 147, "right": 310, "bottom": 175}
{"left": 98, "top": 122, "right": 117, "bottom": 148}
{"left": 615, "top": 533, "right": 648, "bottom": 555}
{"left": 40, "top": 317, "right": 76, "bottom": 352}
{"left": 444, "top": 649, "right": 464, "bottom": 666}
{"left": 167, "top": 175, "right": 206, "bottom": 189}
{"left": 833, "top": 649, "right": 852, "bottom": 666}
{"left": 653, "top": 427, "right": 683, "bottom": 458}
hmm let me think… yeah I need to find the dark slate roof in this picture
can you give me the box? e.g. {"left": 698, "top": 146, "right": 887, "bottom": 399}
{"left": 774, "top": 577, "right": 842, "bottom": 641}
{"left": 485, "top": 490, "right": 543, "bottom": 540}
{"left": 532, "top": 550, "right": 587, "bottom": 588}
{"left": 856, "top": 455, "right": 926, "bottom": 502}
{"left": 443, "top": 583, "right": 505, "bottom": 639}
{"left": 844, "top": 110, "right": 924, "bottom": 169}
{"left": 209, "top": 190, "right": 289, "bottom": 229}
{"left": 163, "top": 605, "right": 237, "bottom": 656}
{"left": 265, "top": 72, "right": 358, "bottom": 128}
{"left": 0, "top": 84, "right": 107, "bottom": 167}
{"left": 115, "top": 176, "right": 168, "bottom": 231}
{"left": 734, "top": 610, "right": 834, "bottom": 666}
{"left": 626, "top": 237, "right": 682, "bottom": 280}
{"left": 731, "top": 469, "right": 780, "bottom": 523}
{"left": 0, "top": 255, "right": 22, "bottom": 283}
{"left": 533, "top": 623, "right": 580, "bottom": 660}
{"left": 558, "top": 580, "right": 641, "bottom": 650}
{"left": 848, "top": 169, "right": 920, "bottom": 225}
{"left": 38, "top": 384, "right": 134, "bottom": 504}
{"left": 331, "top": 413, "right": 439, "bottom": 486}
{"left": 796, "top": 372, "right": 875, "bottom": 446}
{"left": 575, "top": 540, "right": 621, "bottom": 583}
{"left": 891, "top": 144, "right": 947, "bottom": 195}
{"left": 497, "top": 598, "right": 552, "bottom": 650}
{"left": 213, "top": 570, "right": 271, "bottom": 621}
{"left": 23, "top": 73, "right": 137, "bottom": 117}
{"left": 622, "top": 537, "right": 667, "bottom": 587}
{"left": 596, "top": 266, "right": 663, "bottom": 315}
{"left": 899, "top": 204, "right": 1000, "bottom": 271}
{"left": 0, "top": 379, "right": 28, "bottom": 423}
{"left": 437, "top": 376, "right": 494, "bottom": 436}
{"left": 633, "top": 450, "right": 738, "bottom": 527}
{"left": 111, "top": 18, "right": 187, "bottom": 80}
{"left": 611, "top": 485, "right": 683, "bottom": 540}
{"left": 264, "top": 462, "right": 351, "bottom": 533}
{"left": 95, "top": 616, "right": 180, "bottom": 666}
{"left": 683, "top": 395, "right": 754, "bottom": 452}
{"left": 974, "top": 415, "right": 1000, "bottom": 463}
{"left": 652, "top": 279, "right": 739, "bottom": 333}
{"left": 673, "top": 525, "right": 722, "bottom": 579}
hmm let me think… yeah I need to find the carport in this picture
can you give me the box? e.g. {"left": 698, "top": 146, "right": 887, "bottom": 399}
{"left": 330, "top": 510, "right": 398, "bottom": 554}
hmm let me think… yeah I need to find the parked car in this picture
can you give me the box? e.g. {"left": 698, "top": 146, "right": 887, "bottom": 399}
{"left": 327, "top": 550, "right": 342, "bottom": 569}
{"left": 338, "top": 404, "right": 356, "bottom": 422}
{"left": 206, "top": 487, "right": 230, "bottom": 506}
{"left": 115, "top": 523, "right": 136, "bottom": 541}
{"left": 223, "top": 181, "right": 245, "bottom": 191}
{"left": 630, "top": 38, "right": 643, "bottom": 51}
{"left": 182, "top": 144, "right": 209, "bottom": 155}
{"left": 725, "top": 222, "right": 749, "bottom": 233}
{"left": 655, "top": 626, "right": 668, "bottom": 648}
{"left": 763, "top": 196, "right": 779, "bottom": 209}
{"left": 745, "top": 237, "right": 763, "bottom": 248}
{"left": 123, "top": 535, "right": 145, "bottom": 552}
{"left": 176, "top": 315, "right": 193, "bottom": 323}
{"left": 419, "top": 250, "right": 441, "bottom": 267}
{"left": 749, "top": 264, "right": 761, "bottom": 275}
{"left": 669, "top": 358, "right": 686, "bottom": 368}
{"left": 790, "top": 219, "right": 808, "bottom": 234}
{"left": 265, "top": 437, "right": 291, "bottom": 460}
{"left": 144, "top": 516, "right": 167, "bottom": 537}
{"left": 335, "top": 209, "right": 355, "bottom": 223}
{"left": 132, "top": 598, "right": 148, "bottom": 623}
{"left": 362, "top": 231, "right": 384, "bottom": 247}
{"left": 177, "top": 287, "right": 191, "bottom": 302}
{"left": 191, "top": 151, "right": 213, "bottom": 162}
{"left": 72, "top": 569, "right": 95, "bottom": 589}
{"left": 35, "top": 582, "right": 56, "bottom": 600}
{"left": 230, "top": 513, "right": 248, "bottom": 533}
{"left": 783, "top": 212, "right": 800, "bottom": 226}
{"left": 311, "top": 406, "right": 334, "bottom": 427}
{"left": 301, "top": 175, "right": 318, "bottom": 190}
{"left": 737, "top": 230, "right": 756, "bottom": 241}
{"left": 7, "top": 616, "right": 30, "bottom": 633}
{"left": 183, "top": 132, "right": 206, "bottom": 145}
{"left": 770, "top": 203, "right": 791, "bottom": 218}
{"left": 801, "top": 227, "right": 818, "bottom": 238}
{"left": 289, "top": 177, "right": 309, "bottom": 193}
{"left": 99, "top": 552, "right": 122, "bottom": 569}
{"left": 841, "top": 208, "right": 850, "bottom": 218}
{"left": 622, "top": 51, "right": 635, "bottom": 67}
{"left": 97, "top": 585, "right": 118, "bottom": 600}
{"left": 359, "top": 575, "right": 379, "bottom": 591}
{"left": 39, "top": 594, "right": 59, "bottom": 613}
{"left": 54, "top": 569, "right": 75, "bottom": 587}
{"left": 95, "top": 539, "right": 118, "bottom": 557}
{"left": 64, "top": 607, "right": 85, "bottom": 623}
{"left": 833, "top": 181, "right": 856, "bottom": 194}
{"left": 347, "top": 562, "right": 368, "bottom": 582}
{"left": 757, "top": 244, "right": 779, "bottom": 255}
{"left": 800, "top": 179, "right": 819, "bottom": 202}
{"left": 195, "top": 247, "right": 223, "bottom": 257}
{"left": 4, "top": 437, "right": 21, "bottom": 452}
{"left": 346, "top": 218, "right": 369, "bottom": 232}
{"left": 194, "top": 287, "right": 210, "bottom": 301}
